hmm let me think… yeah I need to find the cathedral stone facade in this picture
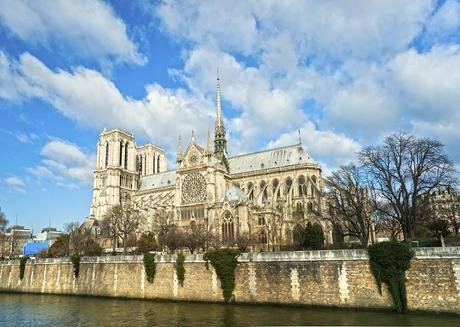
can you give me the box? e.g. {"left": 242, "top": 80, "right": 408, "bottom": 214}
{"left": 88, "top": 77, "right": 332, "bottom": 248}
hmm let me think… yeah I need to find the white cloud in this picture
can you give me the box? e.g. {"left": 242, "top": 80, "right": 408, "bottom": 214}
{"left": 268, "top": 121, "right": 361, "bottom": 169}
{"left": 0, "top": 0, "right": 144, "bottom": 65}
{"left": 0, "top": 51, "right": 214, "bottom": 155}
{"left": 4, "top": 176, "right": 26, "bottom": 194}
{"left": 423, "top": 0, "right": 460, "bottom": 45}
{"left": 28, "top": 139, "right": 95, "bottom": 186}
{"left": 156, "top": 0, "right": 433, "bottom": 62}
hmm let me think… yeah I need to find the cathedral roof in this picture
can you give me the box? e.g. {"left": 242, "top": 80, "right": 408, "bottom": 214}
{"left": 139, "top": 170, "right": 176, "bottom": 191}
{"left": 220, "top": 186, "right": 247, "bottom": 203}
{"left": 228, "top": 144, "right": 316, "bottom": 175}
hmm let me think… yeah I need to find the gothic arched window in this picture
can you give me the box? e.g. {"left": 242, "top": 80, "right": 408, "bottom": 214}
{"left": 157, "top": 155, "right": 160, "bottom": 172}
{"left": 260, "top": 181, "right": 268, "bottom": 202}
{"left": 119, "top": 140, "right": 123, "bottom": 167}
{"left": 285, "top": 177, "right": 293, "bottom": 195}
{"left": 152, "top": 155, "right": 156, "bottom": 174}
{"left": 298, "top": 176, "right": 307, "bottom": 196}
{"left": 105, "top": 142, "right": 109, "bottom": 167}
{"left": 247, "top": 182, "right": 254, "bottom": 201}
{"left": 273, "top": 179, "right": 280, "bottom": 199}
{"left": 124, "top": 143, "right": 129, "bottom": 169}
{"left": 222, "top": 212, "right": 234, "bottom": 244}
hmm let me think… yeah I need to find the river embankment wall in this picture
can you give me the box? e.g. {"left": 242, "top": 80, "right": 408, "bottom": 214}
{"left": 1, "top": 247, "right": 459, "bottom": 313}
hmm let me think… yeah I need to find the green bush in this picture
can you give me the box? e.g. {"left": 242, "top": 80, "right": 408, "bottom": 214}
{"left": 70, "top": 254, "right": 81, "bottom": 278}
{"left": 143, "top": 253, "right": 156, "bottom": 283}
{"left": 203, "top": 248, "right": 240, "bottom": 303}
{"left": 137, "top": 232, "right": 158, "bottom": 254}
{"left": 175, "top": 252, "right": 186, "bottom": 287}
{"left": 19, "top": 256, "right": 28, "bottom": 280}
{"left": 368, "top": 241, "right": 414, "bottom": 313}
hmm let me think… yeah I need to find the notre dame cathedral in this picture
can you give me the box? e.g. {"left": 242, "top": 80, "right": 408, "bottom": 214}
{"left": 87, "top": 77, "right": 332, "bottom": 248}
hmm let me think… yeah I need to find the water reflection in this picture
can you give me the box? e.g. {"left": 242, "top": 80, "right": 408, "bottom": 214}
{"left": 0, "top": 293, "right": 458, "bottom": 327}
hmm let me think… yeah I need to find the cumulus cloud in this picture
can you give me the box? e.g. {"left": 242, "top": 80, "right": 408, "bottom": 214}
{"left": 0, "top": 0, "right": 145, "bottom": 66}
{"left": 28, "top": 139, "right": 95, "bottom": 187}
{"left": 0, "top": 51, "right": 214, "bottom": 151}
{"left": 268, "top": 121, "right": 361, "bottom": 170}
{"left": 4, "top": 176, "right": 26, "bottom": 194}
{"left": 156, "top": 0, "right": 432, "bottom": 62}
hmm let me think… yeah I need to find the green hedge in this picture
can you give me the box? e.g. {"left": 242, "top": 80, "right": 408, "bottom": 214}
{"left": 19, "top": 256, "right": 28, "bottom": 280}
{"left": 70, "top": 254, "right": 81, "bottom": 278}
{"left": 175, "top": 253, "right": 185, "bottom": 287}
{"left": 204, "top": 248, "right": 240, "bottom": 303}
{"left": 143, "top": 253, "right": 156, "bottom": 283}
{"left": 368, "top": 241, "right": 414, "bottom": 313}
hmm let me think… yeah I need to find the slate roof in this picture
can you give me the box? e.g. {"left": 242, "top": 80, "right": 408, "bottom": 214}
{"left": 139, "top": 170, "right": 176, "bottom": 191}
{"left": 220, "top": 186, "right": 247, "bottom": 203}
{"left": 138, "top": 144, "right": 315, "bottom": 191}
{"left": 228, "top": 144, "right": 315, "bottom": 175}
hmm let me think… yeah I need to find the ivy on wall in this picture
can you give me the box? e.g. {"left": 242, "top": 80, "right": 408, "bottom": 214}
{"left": 19, "top": 256, "right": 28, "bottom": 280}
{"left": 71, "top": 254, "right": 81, "bottom": 278}
{"left": 175, "top": 253, "right": 185, "bottom": 287}
{"left": 368, "top": 241, "right": 414, "bottom": 313}
{"left": 203, "top": 249, "right": 240, "bottom": 303}
{"left": 143, "top": 253, "right": 156, "bottom": 283}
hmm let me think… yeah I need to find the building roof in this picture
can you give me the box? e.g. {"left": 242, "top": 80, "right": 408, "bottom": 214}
{"left": 228, "top": 144, "right": 316, "bottom": 175}
{"left": 139, "top": 170, "right": 176, "bottom": 191}
{"left": 220, "top": 186, "right": 247, "bottom": 203}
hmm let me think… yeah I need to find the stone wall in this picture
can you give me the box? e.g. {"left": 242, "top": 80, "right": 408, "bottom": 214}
{"left": 1, "top": 248, "right": 459, "bottom": 313}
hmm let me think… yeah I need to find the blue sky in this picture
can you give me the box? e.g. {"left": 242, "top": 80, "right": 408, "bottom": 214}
{"left": 0, "top": 0, "right": 459, "bottom": 233}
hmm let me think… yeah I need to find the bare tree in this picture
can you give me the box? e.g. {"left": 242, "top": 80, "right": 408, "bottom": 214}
{"left": 103, "top": 205, "right": 123, "bottom": 252}
{"left": 359, "top": 134, "right": 456, "bottom": 242}
{"left": 235, "top": 232, "right": 252, "bottom": 252}
{"left": 325, "top": 164, "right": 374, "bottom": 247}
{"left": 0, "top": 208, "right": 8, "bottom": 257}
{"left": 117, "top": 204, "right": 144, "bottom": 254}
{"left": 183, "top": 223, "right": 209, "bottom": 254}
{"left": 65, "top": 221, "right": 85, "bottom": 255}
{"left": 158, "top": 224, "right": 185, "bottom": 253}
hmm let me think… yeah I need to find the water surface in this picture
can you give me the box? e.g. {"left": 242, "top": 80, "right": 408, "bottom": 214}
{"left": 0, "top": 293, "right": 459, "bottom": 326}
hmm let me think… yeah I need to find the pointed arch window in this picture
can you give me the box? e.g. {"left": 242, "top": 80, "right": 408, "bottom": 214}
{"left": 260, "top": 181, "right": 268, "bottom": 202}
{"left": 153, "top": 155, "right": 156, "bottom": 174}
{"left": 105, "top": 142, "right": 109, "bottom": 167}
{"left": 124, "top": 143, "right": 128, "bottom": 168}
{"left": 119, "top": 141, "right": 123, "bottom": 166}
{"left": 247, "top": 182, "right": 254, "bottom": 201}
{"left": 298, "top": 176, "right": 307, "bottom": 196}
{"left": 157, "top": 155, "right": 160, "bottom": 172}
{"left": 222, "top": 211, "right": 234, "bottom": 244}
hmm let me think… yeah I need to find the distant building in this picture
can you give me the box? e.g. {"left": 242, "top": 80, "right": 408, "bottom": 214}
{"left": 34, "top": 227, "right": 65, "bottom": 246}
{"left": 428, "top": 187, "right": 460, "bottom": 234}
{"left": 5, "top": 225, "right": 32, "bottom": 256}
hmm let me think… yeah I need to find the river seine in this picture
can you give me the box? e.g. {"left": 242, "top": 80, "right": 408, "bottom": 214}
{"left": 0, "top": 293, "right": 459, "bottom": 326}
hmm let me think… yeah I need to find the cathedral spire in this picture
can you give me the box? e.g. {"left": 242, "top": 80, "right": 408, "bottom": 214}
{"left": 216, "top": 69, "right": 224, "bottom": 129}
{"left": 176, "top": 135, "right": 183, "bottom": 163}
{"left": 214, "top": 71, "right": 228, "bottom": 164}
{"left": 207, "top": 127, "right": 212, "bottom": 154}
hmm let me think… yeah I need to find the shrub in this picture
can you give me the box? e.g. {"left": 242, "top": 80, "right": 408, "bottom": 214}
{"left": 203, "top": 248, "right": 240, "bottom": 303}
{"left": 83, "top": 239, "right": 103, "bottom": 256}
{"left": 368, "top": 241, "right": 414, "bottom": 313}
{"left": 298, "top": 223, "right": 324, "bottom": 250}
{"left": 175, "top": 252, "right": 186, "bottom": 287}
{"left": 143, "top": 253, "right": 156, "bottom": 283}
{"left": 137, "top": 232, "right": 158, "bottom": 254}
{"left": 19, "top": 256, "right": 28, "bottom": 280}
{"left": 70, "top": 254, "right": 81, "bottom": 278}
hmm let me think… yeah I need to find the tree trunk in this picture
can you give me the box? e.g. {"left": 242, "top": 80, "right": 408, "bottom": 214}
{"left": 123, "top": 238, "right": 127, "bottom": 254}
